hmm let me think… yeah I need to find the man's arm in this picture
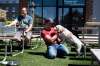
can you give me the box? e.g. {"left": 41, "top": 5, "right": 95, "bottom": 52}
{"left": 25, "top": 16, "right": 33, "bottom": 32}
{"left": 44, "top": 34, "right": 58, "bottom": 44}
{"left": 41, "top": 30, "right": 58, "bottom": 44}
{"left": 51, "top": 33, "right": 58, "bottom": 42}
{"left": 44, "top": 31, "right": 58, "bottom": 44}
{"left": 6, "top": 19, "right": 18, "bottom": 27}
{"left": 25, "top": 24, "right": 33, "bottom": 32}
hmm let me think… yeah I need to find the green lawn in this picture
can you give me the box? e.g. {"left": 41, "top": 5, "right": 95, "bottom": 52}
{"left": 0, "top": 41, "right": 96, "bottom": 66}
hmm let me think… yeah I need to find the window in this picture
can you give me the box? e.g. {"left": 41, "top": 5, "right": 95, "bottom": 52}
{"left": 72, "top": 8, "right": 83, "bottom": 16}
{"left": 12, "top": 7, "right": 16, "bottom": 12}
{"left": 58, "top": 8, "right": 63, "bottom": 24}
{"left": 15, "top": 0, "right": 19, "bottom": 3}
{"left": 28, "top": 0, "right": 85, "bottom": 27}
{"left": 43, "top": 0, "right": 57, "bottom": 6}
{"left": 30, "top": 0, "right": 42, "bottom": 6}
{"left": 8, "top": 0, "right": 13, "bottom": 3}
{"left": 64, "top": 0, "right": 85, "bottom": 6}
{"left": 43, "top": 7, "right": 56, "bottom": 19}
{"left": 58, "top": 0, "right": 63, "bottom": 6}
{"left": 5, "top": 7, "right": 9, "bottom": 12}
{"left": 33, "top": 0, "right": 42, "bottom": 6}
{"left": 34, "top": 7, "right": 42, "bottom": 27}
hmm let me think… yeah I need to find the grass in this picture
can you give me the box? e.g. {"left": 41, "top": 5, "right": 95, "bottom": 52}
{"left": 0, "top": 41, "right": 95, "bottom": 66}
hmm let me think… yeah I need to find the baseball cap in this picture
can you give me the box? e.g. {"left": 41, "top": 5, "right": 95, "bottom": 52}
{"left": 48, "top": 18, "right": 54, "bottom": 23}
{"left": 43, "top": 18, "right": 54, "bottom": 24}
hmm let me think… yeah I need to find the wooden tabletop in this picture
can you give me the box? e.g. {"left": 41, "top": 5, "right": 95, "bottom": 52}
{"left": 0, "top": 36, "right": 15, "bottom": 40}
{"left": 90, "top": 49, "right": 100, "bottom": 62}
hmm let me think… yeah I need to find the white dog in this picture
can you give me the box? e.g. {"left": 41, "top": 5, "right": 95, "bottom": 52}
{"left": 56, "top": 25, "right": 84, "bottom": 56}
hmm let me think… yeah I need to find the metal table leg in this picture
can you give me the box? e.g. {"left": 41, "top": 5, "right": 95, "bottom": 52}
{"left": 0, "top": 41, "right": 9, "bottom": 65}
{"left": 12, "top": 30, "right": 25, "bottom": 56}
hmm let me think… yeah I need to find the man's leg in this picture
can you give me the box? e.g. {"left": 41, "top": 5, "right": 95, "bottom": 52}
{"left": 46, "top": 45, "right": 57, "bottom": 59}
{"left": 57, "top": 44, "right": 69, "bottom": 57}
{"left": 25, "top": 31, "right": 32, "bottom": 46}
{"left": 26, "top": 31, "right": 32, "bottom": 40}
{"left": 14, "top": 31, "right": 22, "bottom": 41}
{"left": 14, "top": 31, "right": 22, "bottom": 50}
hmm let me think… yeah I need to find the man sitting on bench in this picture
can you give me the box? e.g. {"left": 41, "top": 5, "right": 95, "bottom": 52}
{"left": 6, "top": 7, "right": 33, "bottom": 47}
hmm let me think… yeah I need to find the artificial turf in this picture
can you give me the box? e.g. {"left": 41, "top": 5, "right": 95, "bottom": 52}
{"left": 0, "top": 41, "right": 97, "bottom": 66}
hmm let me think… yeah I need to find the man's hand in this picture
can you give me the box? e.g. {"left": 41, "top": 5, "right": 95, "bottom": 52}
{"left": 25, "top": 30, "right": 28, "bottom": 33}
{"left": 5, "top": 19, "right": 18, "bottom": 27}
{"left": 5, "top": 25, "right": 11, "bottom": 27}
{"left": 25, "top": 24, "right": 33, "bottom": 32}
{"left": 57, "top": 37, "right": 62, "bottom": 42}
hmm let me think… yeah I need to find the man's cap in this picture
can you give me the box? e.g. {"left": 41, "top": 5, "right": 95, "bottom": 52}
{"left": 48, "top": 18, "right": 54, "bottom": 23}
{"left": 43, "top": 18, "right": 54, "bottom": 24}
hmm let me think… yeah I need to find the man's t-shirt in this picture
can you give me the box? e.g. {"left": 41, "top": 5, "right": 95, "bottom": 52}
{"left": 16, "top": 15, "right": 33, "bottom": 30}
{"left": 41, "top": 27, "right": 57, "bottom": 45}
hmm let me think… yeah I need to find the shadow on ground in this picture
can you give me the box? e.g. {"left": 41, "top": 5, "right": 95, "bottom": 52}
{"left": 28, "top": 51, "right": 45, "bottom": 56}
{"left": 68, "top": 64, "right": 90, "bottom": 66}
{"left": 69, "top": 56, "right": 91, "bottom": 60}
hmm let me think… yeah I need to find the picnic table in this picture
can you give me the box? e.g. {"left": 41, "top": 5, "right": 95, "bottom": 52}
{"left": 79, "top": 22, "right": 100, "bottom": 58}
{"left": 0, "top": 26, "right": 23, "bottom": 65}
{"left": 90, "top": 49, "right": 100, "bottom": 66}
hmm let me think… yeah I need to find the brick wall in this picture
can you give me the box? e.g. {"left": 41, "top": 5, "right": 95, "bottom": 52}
{"left": 85, "top": 0, "right": 93, "bottom": 21}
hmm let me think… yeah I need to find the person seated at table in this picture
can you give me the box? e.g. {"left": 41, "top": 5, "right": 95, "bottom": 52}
{"left": 6, "top": 7, "right": 33, "bottom": 47}
{"left": 41, "top": 18, "right": 69, "bottom": 59}
{"left": 56, "top": 25, "right": 84, "bottom": 56}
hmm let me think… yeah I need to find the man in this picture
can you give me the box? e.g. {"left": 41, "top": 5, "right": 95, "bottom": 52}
{"left": 6, "top": 7, "right": 33, "bottom": 46}
{"left": 41, "top": 18, "right": 69, "bottom": 59}
{"left": 56, "top": 25, "right": 84, "bottom": 56}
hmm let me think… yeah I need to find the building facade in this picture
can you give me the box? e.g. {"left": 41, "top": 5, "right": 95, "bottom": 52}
{"left": 0, "top": 0, "right": 96, "bottom": 23}
{"left": 19, "top": 0, "right": 86, "bottom": 35}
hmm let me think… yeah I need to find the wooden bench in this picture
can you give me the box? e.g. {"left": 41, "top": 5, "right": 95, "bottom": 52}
{"left": 78, "top": 34, "right": 98, "bottom": 45}
{"left": 78, "top": 26, "right": 99, "bottom": 58}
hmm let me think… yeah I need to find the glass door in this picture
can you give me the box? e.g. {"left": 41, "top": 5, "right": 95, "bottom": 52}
{"left": 58, "top": 7, "right": 84, "bottom": 36}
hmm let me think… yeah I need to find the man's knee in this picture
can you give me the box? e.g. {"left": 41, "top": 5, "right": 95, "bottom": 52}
{"left": 59, "top": 44, "right": 69, "bottom": 54}
{"left": 46, "top": 52, "right": 56, "bottom": 59}
{"left": 46, "top": 47, "right": 57, "bottom": 59}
